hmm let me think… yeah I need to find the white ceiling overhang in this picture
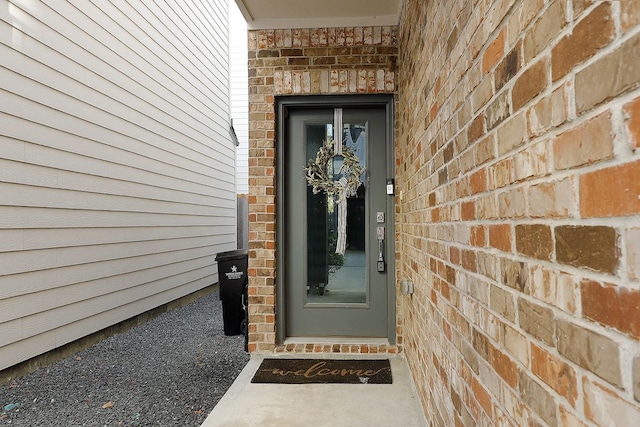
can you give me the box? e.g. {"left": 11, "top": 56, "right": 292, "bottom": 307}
{"left": 234, "top": 0, "right": 404, "bottom": 30}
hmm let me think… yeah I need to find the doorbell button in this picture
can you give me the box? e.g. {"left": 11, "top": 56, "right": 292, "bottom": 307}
{"left": 386, "top": 179, "right": 394, "bottom": 195}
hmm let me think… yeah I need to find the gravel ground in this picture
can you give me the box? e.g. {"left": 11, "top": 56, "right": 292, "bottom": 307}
{"left": 0, "top": 289, "right": 250, "bottom": 427}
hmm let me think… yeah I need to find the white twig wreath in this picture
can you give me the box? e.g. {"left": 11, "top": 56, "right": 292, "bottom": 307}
{"left": 305, "top": 138, "right": 365, "bottom": 255}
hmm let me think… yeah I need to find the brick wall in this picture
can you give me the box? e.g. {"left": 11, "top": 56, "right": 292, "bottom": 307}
{"left": 246, "top": 26, "right": 398, "bottom": 353}
{"left": 397, "top": 0, "right": 640, "bottom": 425}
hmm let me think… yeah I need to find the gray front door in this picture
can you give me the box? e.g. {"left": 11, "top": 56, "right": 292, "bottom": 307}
{"left": 280, "top": 100, "right": 394, "bottom": 338}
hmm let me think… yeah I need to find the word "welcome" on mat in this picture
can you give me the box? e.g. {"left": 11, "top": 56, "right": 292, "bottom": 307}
{"left": 251, "top": 359, "right": 392, "bottom": 384}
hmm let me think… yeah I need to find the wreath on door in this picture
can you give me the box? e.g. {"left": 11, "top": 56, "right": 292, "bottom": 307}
{"left": 305, "top": 138, "right": 365, "bottom": 255}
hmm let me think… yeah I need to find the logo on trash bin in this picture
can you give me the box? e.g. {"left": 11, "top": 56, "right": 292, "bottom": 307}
{"left": 226, "top": 265, "right": 244, "bottom": 280}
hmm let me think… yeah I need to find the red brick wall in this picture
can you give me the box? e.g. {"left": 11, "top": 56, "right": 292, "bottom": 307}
{"left": 397, "top": 0, "right": 640, "bottom": 425}
{"left": 246, "top": 26, "right": 398, "bottom": 353}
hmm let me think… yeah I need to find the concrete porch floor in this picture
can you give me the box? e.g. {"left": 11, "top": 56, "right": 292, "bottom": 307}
{"left": 201, "top": 354, "right": 427, "bottom": 427}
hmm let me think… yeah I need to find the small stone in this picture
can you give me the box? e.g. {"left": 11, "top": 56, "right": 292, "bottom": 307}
{"left": 3, "top": 403, "right": 20, "bottom": 411}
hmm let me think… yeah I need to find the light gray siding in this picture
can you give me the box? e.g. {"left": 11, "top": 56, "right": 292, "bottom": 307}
{"left": 0, "top": 0, "right": 235, "bottom": 371}
{"left": 230, "top": 0, "right": 248, "bottom": 194}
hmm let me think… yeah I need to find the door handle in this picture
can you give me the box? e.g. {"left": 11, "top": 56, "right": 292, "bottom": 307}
{"left": 377, "top": 226, "right": 385, "bottom": 273}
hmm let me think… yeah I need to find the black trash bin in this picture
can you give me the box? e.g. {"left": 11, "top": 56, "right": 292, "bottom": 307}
{"left": 215, "top": 249, "right": 248, "bottom": 337}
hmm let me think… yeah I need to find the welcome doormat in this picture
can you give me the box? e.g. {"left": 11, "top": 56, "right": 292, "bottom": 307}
{"left": 251, "top": 359, "right": 392, "bottom": 384}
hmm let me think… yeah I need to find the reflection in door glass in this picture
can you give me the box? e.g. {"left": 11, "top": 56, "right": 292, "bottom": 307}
{"left": 306, "top": 121, "right": 367, "bottom": 304}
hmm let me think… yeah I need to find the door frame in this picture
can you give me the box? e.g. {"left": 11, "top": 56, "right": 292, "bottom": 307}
{"left": 275, "top": 94, "right": 396, "bottom": 344}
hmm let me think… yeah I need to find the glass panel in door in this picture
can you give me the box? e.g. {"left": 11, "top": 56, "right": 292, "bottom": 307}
{"left": 306, "top": 120, "right": 367, "bottom": 304}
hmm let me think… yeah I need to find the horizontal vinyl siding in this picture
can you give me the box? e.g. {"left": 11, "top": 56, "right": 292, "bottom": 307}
{"left": 0, "top": 0, "right": 235, "bottom": 371}
{"left": 230, "top": 1, "right": 249, "bottom": 194}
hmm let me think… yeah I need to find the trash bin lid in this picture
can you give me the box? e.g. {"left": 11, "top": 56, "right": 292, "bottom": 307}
{"left": 215, "top": 249, "right": 248, "bottom": 261}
